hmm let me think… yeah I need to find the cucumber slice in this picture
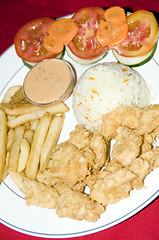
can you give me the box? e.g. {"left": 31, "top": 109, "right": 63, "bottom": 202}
{"left": 65, "top": 45, "right": 109, "bottom": 65}
{"left": 112, "top": 41, "right": 158, "bottom": 67}
{"left": 23, "top": 50, "right": 65, "bottom": 68}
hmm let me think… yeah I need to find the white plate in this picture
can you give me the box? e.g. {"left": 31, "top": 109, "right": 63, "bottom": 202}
{"left": 0, "top": 43, "right": 159, "bottom": 238}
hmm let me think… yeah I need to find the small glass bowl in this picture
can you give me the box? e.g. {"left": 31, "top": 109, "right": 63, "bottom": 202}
{"left": 23, "top": 58, "right": 76, "bottom": 106}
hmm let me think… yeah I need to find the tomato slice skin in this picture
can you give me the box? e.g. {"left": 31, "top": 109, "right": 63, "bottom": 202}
{"left": 114, "top": 10, "right": 159, "bottom": 57}
{"left": 67, "top": 7, "right": 108, "bottom": 59}
{"left": 14, "top": 17, "right": 58, "bottom": 62}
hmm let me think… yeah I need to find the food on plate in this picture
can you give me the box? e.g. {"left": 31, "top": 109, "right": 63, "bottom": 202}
{"left": 1, "top": 85, "right": 23, "bottom": 104}
{"left": 66, "top": 7, "right": 108, "bottom": 64}
{"left": 101, "top": 105, "right": 142, "bottom": 140}
{"left": 40, "top": 115, "right": 65, "bottom": 172}
{"left": 14, "top": 17, "right": 64, "bottom": 65}
{"left": 22, "top": 103, "right": 159, "bottom": 221}
{"left": 0, "top": 110, "right": 7, "bottom": 183}
{"left": 72, "top": 62, "right": 150, "bottom": 132}
{"left": 4, "top": 102, "right": 68, "bottom": 129}
{"left": 17, "top": 138, "right": 30, "bottom": 172}
{"left": 111, "top": 126, "right": 142, "bottom": 166}
{"left": 1, "top": 83, "right": 159, "bottom": 222}
{"left": 96, "top": 7, "right": 128, "bottom": 48}
{"left": 44, "top": 18, "right": 79, "bottom": 54}
{"left": 13, "top": 7, "right": 158, "bottom": 67}
{"left": 24, "top": 178, "right": 59, "bottom": 209}
{"left": 0, "top": 85, "right": 68, "bottom": 183}
{"left": 113, "top": 10, "right": 158, "bottom": 65}
{"left": 25, "top": 112, "right": 58, "bottom": 180}
{"left": 56, "top": 188, "right": 105, "bottom": 222}
{"left": 90, "top": 168, "right": 136, "bottom": 205}
{"left": 112, "top": 41, "right": 158, "bottom": 67}
{"left": 23, "top": 59, "right": 76, "bottom": 105}
{"left": 7, "top": 126, "right": 25, "bottom": 172}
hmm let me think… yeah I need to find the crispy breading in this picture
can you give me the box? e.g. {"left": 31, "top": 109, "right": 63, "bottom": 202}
{"left": 140, "top": 147, "right": 159, "bottom": 169}
{"left": 37, "top": 169, "right": 61, "bottom": 187}
{"left": 68, "top": 125, "right": 92, "bottom": 149}
{"left": 137, "top": 104, "right": 159, "bottom": 135}
{"left": 37, "top": 169, "right": 85, "bottom": 194}
{"left": 141, "top": 133, "right": 156, "bottom": 153}
{"left": 127, "top": 157, "right": 151, "bottom": 189}
{"left": 101, "top": 106, "right": 142, "bottom": 140}
{"left": 111, "top": 127, "right": 142, "bottom": 166}
{"left": 48, "top": 142, "right": 91, "bottom": 186}
{"left": 24, "top": 178, "right": 59, "bottom": 209}
{"left": 56, "top": 189, "right": 105, "bottom": 222}
{"left": 90, "top": 134, "right": 108, "bottom": 170}
{"left": 90, "top": 168, "right": 136, "bottom": 206}
{"left": 106, "top": 159, "right": 122, "bottom": 173}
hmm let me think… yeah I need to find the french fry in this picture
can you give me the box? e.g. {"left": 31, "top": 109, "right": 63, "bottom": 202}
{"left": 5, "top": 151, "right": 10, "bottom": 169}
{"left": 9, "top": 171, "right": 26, "bottom": 193}
{"left": 40, "top": 114, "right": 65, "bottom": 172}
{"left": 17, "top": 138, "right": 30, "bottom": 172}
{"left": 24, "top": 119, "right": 39, "bottom": 131}
{"left": 7, "top": 129, "right": 15, "bottom": 150}
{"left": 10, "top": 87, "right": 26, "bottom": 104}
{"left": 2, "top": 86, "right": 22, "bottom": 103}
{"left": 29, "top": 119, "right": 39, "bottom": 131}
{"left": 25, "top": 113, "right": 52, "bottom": 180}
{"left": 0, "top": 110, "right": 7, "bottom": 183}
{"left": 7, "top": 102, "right": 69, "bottom": 128}
{"left": 24, "top": 129, "right": 34, "bottom": 145}
{"left": 7, "top": 126, "right": 25, "bottom": 172}
{"left": 2, "top": 103, "right": 41, "bottom": 116}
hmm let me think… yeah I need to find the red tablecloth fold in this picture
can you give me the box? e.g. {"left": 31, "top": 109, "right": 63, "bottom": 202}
{"left": 0, "top": 1, "right": 159, "bottom": 240}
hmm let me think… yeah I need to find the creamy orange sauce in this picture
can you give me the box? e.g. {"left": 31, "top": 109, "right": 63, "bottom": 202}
{"left": 23, "top": 60, "right": 72, "bottom": 104}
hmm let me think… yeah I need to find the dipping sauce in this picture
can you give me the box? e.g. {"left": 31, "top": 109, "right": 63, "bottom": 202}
{"left": 23, "top": 59, "right": 75, "bottom": 105}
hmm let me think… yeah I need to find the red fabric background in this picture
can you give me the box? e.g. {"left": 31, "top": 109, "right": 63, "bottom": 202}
{"left": 0, "top": 0, "right": 159, "bottom": 239}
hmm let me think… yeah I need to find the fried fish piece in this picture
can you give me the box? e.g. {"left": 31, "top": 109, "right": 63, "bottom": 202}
{"left": 140, "top": 133, "right": 156, "bottom": 154}
{"left": 56, "top": 189, "right": 105, "bottom": 222}
{"left": 137, "top": 104, "right": 159, "bottom": 135}
{"left": 68, "top": 125, "right": 92, "bottom": 149}
{"left": 127, "top": 157, "right": 151, "bottom": 189}
{"left": 90, "top": 133, "right": 108, "bottom": 170}
{"left": 140, "top": 147, "right": 159, "bottom": 169}
{"left": 37, "top": 169, "right": 85, "bottom": 194}
{"left": 106, "top": 159, "right": 122, "bottom": 173}
{"left": 48, "top": 142, "right": 91, "bottom": 186}
{"left": 111, "top": 127, "right": 142, "bottom": 167}
{"left": 101, "top": 106, "right": 142, "bottom": 140}
{"left": 90, "top": 168, "right": 136, "bottom": 206}
{"left": 24, "top": 178, "right": 59, "bottom": 209}
{"left": 37, "top": 169, "right": 61, "bottom": 187}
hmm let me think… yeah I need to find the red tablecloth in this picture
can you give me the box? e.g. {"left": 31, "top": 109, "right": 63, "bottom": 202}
{"left": 0, "top": 1, "right": 159, "bottom": 239}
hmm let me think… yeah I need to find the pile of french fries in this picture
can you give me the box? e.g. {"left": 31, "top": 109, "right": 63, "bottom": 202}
{"left": 0, "top": 85, "right": 69, "bottom": 192}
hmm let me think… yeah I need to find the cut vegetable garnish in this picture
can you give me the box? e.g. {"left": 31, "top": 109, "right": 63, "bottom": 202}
{"left": 14, "top": 17, "right": 59, "bottom": 62}
{"left": 44, "top": 18, "right": 79, "bottom": 54}
{"left": 114, "top": 10, "right": 159, "bottom": 57}
{"left": 67, "top": 7, "right": 108, "bottom": 62}
{"left": 96, "top": 7, "right": 128, "bottom": 49}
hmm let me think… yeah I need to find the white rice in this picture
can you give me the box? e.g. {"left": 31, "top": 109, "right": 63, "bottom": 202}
{"left": 72, "top": 62, "right": 151, "bottom": 132}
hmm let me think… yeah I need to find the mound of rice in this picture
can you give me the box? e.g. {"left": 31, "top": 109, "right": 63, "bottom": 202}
{"left": 72, "top": 62, "right": 151, "bottom": 132}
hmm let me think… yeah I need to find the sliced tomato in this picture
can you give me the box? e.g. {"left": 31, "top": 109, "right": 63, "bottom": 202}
{"left": 14, "top": 17, "right": 59, "bottom": 62}
{"left": 114, "top": 10, "right": 159, "bottom": 57}
{"left": 67, "top": 7, "right": 108, "bottom": 59}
